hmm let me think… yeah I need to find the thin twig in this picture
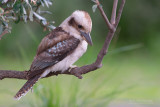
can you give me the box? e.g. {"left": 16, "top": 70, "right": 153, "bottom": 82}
{"left": 115, "top": 0, "right": 126, "bottom": 27}
{"left": 95, "top": 0, "right": 113, "bottom": 30}
{"left": 111, "top": 0, "right": 118, "bottom": 24}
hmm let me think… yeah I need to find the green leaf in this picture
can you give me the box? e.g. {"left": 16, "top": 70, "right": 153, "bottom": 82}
{"left": 1, "top": 16, "right": 6, "bottom": 21}
{"left": 0, "top": 7, "right": 4, "bottom": 14}
{"left": 15, "top": 15, "right": 20, "bottom": 24}
{"left": 0, "top": 24, "right": 3, "bottom": 35}
{"left": 25, "top": 0, "right": 29, "bottom": 4}
{"left": 29, "top": 10, "right": 34, "bottom": 21}
{"left": 44, "top": 0, "right": 49, "bottom": 7}
{"left": 40, "top": 0, "right": 45, "bottom": 7}
{"left": 33, "top": 12, "right": 46, "bottom": 21}
{"left": 12, "top": 0, "right": 17, "bottom": 7}
{"left": 20, "top": 5, "right": 23, "bottom": 15}
{"left": 48, "top": 25, "right": 55, "bottom": 30}
{"left": 2, "top": 21, "right": 8, "bottom": 27}
{"left": 39, "top": 11, "right": 52, "bottom": 15}
{"left": 22, "top": 5, "right": 27, "bottom": 15}
{"left": 2, "top": 0, "right": 8, "bottom": 3}
{"left": 43, "top": 0, "right": 52, "bottom": 7}
{"left": 47, "top": 0, "right": 52, "bottom": 5}
{"left": 92, "top": 4, "right": 97, "bottom": 12}
{"left": 23, "top": 15, "right": 28, "bottom": 23}
{"left": 91, "top": 0, "right": 96, "bottom": 3}
{"left": 13, "top": 2, "right": 21, "bottom": 12}
{"left": 22, "top": 5, "right": 27, "bottom": 22}
{"left": 42, "top": 20, "right": 47, "bottom": 25}
{"left": 6, "top": 27, "right": 11, "bottom": 33}
{"left": 6, "top": 16, "right": 16, "bottom": 20}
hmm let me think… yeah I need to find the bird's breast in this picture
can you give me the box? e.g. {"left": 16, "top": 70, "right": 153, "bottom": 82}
{"left": 47, "top": 40, "right": 88, "bottom": 73}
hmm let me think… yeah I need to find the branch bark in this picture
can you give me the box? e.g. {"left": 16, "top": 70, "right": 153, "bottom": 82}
{"left": 0, "top": 0, "right": 126, "bottom": 80}
{"left": 111, "top": 0, "right": 118, "bottom": 24}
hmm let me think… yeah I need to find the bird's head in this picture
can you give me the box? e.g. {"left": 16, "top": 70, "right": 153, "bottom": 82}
{"left": 60, "top": 10, "right": 93, "bottom": 45}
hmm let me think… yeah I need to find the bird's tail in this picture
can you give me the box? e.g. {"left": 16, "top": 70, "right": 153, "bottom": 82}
{"left": 14, "top": 74, "right": 41, "bottom": 100}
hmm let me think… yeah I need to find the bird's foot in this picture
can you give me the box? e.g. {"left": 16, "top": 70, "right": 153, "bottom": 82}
{"left": 68, "top": 65, "right": 77, "bottom": 72}
{"left": 31, "top": 87, "right": 34, "bottom": 93}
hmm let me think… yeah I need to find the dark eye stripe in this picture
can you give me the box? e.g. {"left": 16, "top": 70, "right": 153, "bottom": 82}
{"left": 68, "top": 17, "right": 84, "bottom": 31}
{"left": 78, "top": 25, "right": 83, "bottom": 29}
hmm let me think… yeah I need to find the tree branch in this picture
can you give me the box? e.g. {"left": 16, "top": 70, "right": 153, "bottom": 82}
{"left": 95, "top": 0, "right": 113, "bottom": 31}
{"left": 0, "top": 0, "right": 126, "bottom": 80}
{"left": 115, "top": 0, "right": 126, "bottom": 27}
{"left": 0, "top": 70, "right": 27, "bottom": 80}
{"left": 111, "top": 0, "right": 118, "bottom": 24}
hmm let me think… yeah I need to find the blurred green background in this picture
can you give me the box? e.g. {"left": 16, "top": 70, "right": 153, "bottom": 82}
{"left": 0, "top": 0, "right": 160, "bottom": 106}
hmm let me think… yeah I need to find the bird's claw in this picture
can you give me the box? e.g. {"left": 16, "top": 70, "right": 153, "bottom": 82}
{"left": 68, "top": 65, "right": 77, "bottom": 72}
{"left": 31, "top": 87, "right": 33, "bottom": 93}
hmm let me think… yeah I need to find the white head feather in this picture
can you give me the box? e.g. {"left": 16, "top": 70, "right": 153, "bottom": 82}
{"left": 60, "top": 10, "right": 92, "bottom": 40}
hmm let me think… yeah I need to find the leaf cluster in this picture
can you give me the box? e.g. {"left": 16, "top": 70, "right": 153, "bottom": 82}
{"left": 0, "top": 0, "right": 55, "bottom": 38}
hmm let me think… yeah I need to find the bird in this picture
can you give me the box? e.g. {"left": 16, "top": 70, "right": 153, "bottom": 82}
{"left": 14, "top": 10, "right": 93, "bottom": 100}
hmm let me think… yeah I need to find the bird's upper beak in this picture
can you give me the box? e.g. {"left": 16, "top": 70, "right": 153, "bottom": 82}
{"left": 80, "top": 31, "right": 93, "bottom": 46}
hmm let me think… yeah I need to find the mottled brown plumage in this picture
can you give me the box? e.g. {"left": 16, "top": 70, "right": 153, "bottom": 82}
{"left": 14, "top": 27, "right": 80, "bottom": 100}
{"left": 29, "top": 27, "right": 80, "bottom": 78}
{"left": 14, "top": 10, "right": 92, "bottom": 100}
{"left": 37, "top": 27, "right": 70, "bottom": 55}
{"left": 14, "top": 75, "right": 40, "bottom": 99}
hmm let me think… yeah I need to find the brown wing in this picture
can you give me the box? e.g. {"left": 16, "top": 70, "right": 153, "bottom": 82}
{"left": 28, "top": 27, "right": 80, "bottom": 79}
{"left": 37, "top": 27, "right": 70, "bottom": 55}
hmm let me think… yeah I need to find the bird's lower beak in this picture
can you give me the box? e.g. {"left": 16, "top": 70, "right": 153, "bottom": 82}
{"left": 80, "top": 31, "right": 93, "bottom": 46}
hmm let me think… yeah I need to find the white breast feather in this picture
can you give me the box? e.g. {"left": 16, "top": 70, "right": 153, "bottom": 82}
{"left": 41, "top": 40, "right": 88, "bottom": 77}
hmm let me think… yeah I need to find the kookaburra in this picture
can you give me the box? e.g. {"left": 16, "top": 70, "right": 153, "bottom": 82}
{"left": 14, "top": 10, "right": 92, "bottom": 100}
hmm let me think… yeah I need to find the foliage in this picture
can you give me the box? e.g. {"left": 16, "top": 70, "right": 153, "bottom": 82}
{"left": 31, "top": 74, "right": 134, "bottom": 107}
{"left": 0, "top": 0, "right": 55, "bottom": 37}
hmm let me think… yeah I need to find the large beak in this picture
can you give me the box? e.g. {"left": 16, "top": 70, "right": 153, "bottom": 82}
{"left": 80, "top": 31, "right": 93, "bottom": 46}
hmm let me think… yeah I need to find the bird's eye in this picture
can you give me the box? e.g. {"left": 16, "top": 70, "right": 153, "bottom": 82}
{"left": 78, "top": 25, "right": 83, "bottom": 29}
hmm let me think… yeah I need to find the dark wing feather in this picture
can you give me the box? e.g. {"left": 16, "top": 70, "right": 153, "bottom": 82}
{"left": 28, "top": 28, "right": 80, "bottom": 79}
{"left": 37, "top": 27, "right": 71, "bottom": 55}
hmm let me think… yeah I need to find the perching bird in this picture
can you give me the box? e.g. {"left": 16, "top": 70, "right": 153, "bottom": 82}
{"left": 14, "top": 10, "right": 92, "bottom": 100}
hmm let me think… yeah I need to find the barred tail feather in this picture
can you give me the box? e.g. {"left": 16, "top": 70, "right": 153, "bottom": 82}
{"left": 14, "top": 75, "right": 41, "bottom": 100}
